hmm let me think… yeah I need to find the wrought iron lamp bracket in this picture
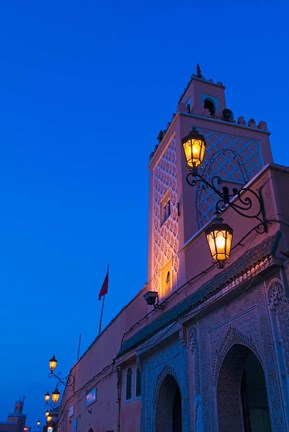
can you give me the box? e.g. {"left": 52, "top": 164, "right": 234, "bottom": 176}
{"left": 49, "top": 371, "right": 75, "bottom": 388}
{"left": 186, "top": 170, "right": 268, "bottom": 233}
{"left": 45, "top": 400, "right": 58, "bottom": 409}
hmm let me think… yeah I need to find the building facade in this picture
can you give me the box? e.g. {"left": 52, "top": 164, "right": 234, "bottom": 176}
{"left": 57, "top": 69, "right": 289, "bottom": 432}
{"left": 0, "top": 401, "right": 27, "bottom": 432}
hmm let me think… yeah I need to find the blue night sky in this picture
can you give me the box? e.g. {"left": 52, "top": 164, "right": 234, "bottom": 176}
{"left": 0, "top": 0, "right": 288, "bottom": 427}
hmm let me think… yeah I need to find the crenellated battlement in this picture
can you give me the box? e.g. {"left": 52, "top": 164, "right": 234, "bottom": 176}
{"left": 150, "top": 67, "right": 269, "bottom": 161}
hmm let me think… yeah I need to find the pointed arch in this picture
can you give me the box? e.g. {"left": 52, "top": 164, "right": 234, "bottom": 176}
{"left": 211, "top": 325, "right": 258, "bottom": 385}
{"left": 217, "top": 344, "right": 271, "bottom": 432}
{"left": 154, "top": 367, "right": 182, "bottom": 432}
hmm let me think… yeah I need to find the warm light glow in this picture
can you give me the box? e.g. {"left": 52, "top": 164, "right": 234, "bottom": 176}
{"left": 160, "top": 260, "right": 172, "bottom": 299}
{"left": 45, "top": 392, "right": 50, "bottom": 402}
{"left": 205, "top": 217, "right": 233, "bottom": 267}
{"left": 52, "top": 386, "right": 60, "bottom": 404}
{"left": 49, "top": 354, "right": 57, "bottom": 373}
{"left": 182, "top": 129, "right": 206, "bottom": 170}
{"left": 215, "top": 232, "right": 226, "bottom": 252}
{"left": 37, "top": 421, "right": 40, "bottom": 427}
{"left": 47, "top": 415, "right": 52, "bottom": 423}
{"left": 45, "top": 411, "right": 50, "bottom": 417}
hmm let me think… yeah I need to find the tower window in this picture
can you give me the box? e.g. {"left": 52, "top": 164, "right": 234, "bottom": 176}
{"left": 204, "top": 99, "right": 215, "bottom": 116}
{"left": 136, "top": 368, "right": 142, "bottom": 397}
{"left": 160, "top": 190, "right": 171, "bottom": 226}
{"left": 160, "top": 260, "right": 173, "bottom": 298}
{"left": 126, "top": 367, "right": 132, "bottom": 400}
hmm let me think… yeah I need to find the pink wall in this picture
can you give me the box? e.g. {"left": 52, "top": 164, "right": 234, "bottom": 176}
{"left": 59, "top": 286, "right": 147, "bottom": 432}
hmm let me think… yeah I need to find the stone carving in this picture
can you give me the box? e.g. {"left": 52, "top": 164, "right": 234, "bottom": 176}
{"left": 152, "top": 364, "right": 180, "bottom": 406}
{"left": 179, "top": 326, "right": 187, "bottom": 347}
{"left": 187, "top": 325, "right": 198, "bottom": 352}
{"left": 268, "top": 281, "right": 289, "bottom": 376}
{"left": 268, "top": 281, "right": 287, "bottom": 310}
{"left": 211, "top": 325, "right": 257, "bottom": 384}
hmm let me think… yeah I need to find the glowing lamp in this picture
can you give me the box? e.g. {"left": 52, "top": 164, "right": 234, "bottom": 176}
{"left": 47, "top": 414, "right": 52, "bottom": 423}
{"left": 45, "top": 411, "right": 49, "bottom": 417}
{"left": 52, "top": 386, "right": 60, "bottom": 404}
{"left": 182, "top": 128, "right": 206, "bottom": 170}
{"left": 37, "top": 421, "right": 41, "bottom": 427}
{"left": 49, "top": 355, "right": 57, "bottom": 373}
{"left": 45, "top": 391, "right": 50, "bottom": 402}
{"left": 205, "top": 216, "right": 233, "bottom": 268}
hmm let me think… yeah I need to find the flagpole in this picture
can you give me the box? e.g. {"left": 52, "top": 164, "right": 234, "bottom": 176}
{"left": 98, "top": 265, "right": 109, "bottom": 335}
{"left": 99, "top": 294, "right": 105, "bottom": 334}
{"left": 77, "top": 333, "right": 82, "bottom": 360}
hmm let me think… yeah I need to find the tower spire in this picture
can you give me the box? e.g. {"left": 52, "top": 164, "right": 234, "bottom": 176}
{"left": 196, "top": 64, "right": 203, "bottom": 78}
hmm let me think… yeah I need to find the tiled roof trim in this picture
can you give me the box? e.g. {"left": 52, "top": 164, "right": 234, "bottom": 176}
{"left": 117, "top": 232, "right": 281, "bottom": 358}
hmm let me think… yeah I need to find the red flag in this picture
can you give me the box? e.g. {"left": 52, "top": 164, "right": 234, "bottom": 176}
{"left": 98, "top": 268, "right": 109, "bottom": 300}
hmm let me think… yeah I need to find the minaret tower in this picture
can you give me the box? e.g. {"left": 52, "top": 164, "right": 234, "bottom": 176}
{"left": 148, "top": 66, "right": 272, "bottom": 297}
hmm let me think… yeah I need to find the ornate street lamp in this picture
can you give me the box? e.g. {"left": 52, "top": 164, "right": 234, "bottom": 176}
{"left": 51, "top": 386, "right": 60, "bottom": 404}
{"left": 205, "top": 216, "right": 233, "bottom": 268}
{"left": 182, "top": 128, "right": 206, "bottom": 171}
{"left": 45, "top": 354, "right": 75, "bottom": 415}
{"left": 49, "top": 355, "right": 57, "bottom": 373}
{"left": 46, "top": 414, "right": 52, "bottom": 423}
{"left": 182, "top": 127, "right": 268, "bottom": 267}
{"left": 48, "top": 354, "right": 74, "bottom": 386}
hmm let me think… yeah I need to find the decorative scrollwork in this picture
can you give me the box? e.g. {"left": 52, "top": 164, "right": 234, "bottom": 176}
{"left": 186, "top": 171, "right": 268, "bottom": 233}
{"left": 49, "top": 370, "right": 75, "bottom": 388}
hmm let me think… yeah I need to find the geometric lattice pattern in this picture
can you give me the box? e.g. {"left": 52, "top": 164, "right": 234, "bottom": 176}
{"left": 152, "top": 136, "right": 179, "bottom": 292}
{"left": 196, "top": 129, "right": 264, "bottom": 228}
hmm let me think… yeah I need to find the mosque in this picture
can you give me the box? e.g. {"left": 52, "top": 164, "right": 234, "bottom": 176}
{"left": 53, "top": 68, "right": 289, "bottom": 431}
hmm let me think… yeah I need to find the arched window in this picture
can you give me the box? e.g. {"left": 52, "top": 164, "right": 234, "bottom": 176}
{"left": 126, "top": 367, "right": 132, "bottom": 400}
{"left": 136, "top": 368, "right": 142, "bottom": 397}
{"left": 204, "top": 99, "right": 215, "bottom": 116}
{"left": 160, "top": 190, "right": 171, "bottom": 226}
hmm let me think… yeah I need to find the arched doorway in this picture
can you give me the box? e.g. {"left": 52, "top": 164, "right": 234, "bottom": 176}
{"left": 217, "top": 344, "right": 271, "bottom": 432}
{"left": 155, "top": 374, "right": 182, "bottom": 432}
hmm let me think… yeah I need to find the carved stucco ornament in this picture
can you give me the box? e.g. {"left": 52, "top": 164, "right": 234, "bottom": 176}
{"left": 211, "top": 325, "right": 257, "bottom": 385}
{"left": 187, "top": 325, "right": 198, "bottom": 352}
{"left": 268, "top": 281, "right": 287, "bottom": 311}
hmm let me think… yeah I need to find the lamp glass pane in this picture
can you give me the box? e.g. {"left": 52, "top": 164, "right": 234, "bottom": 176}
{"left": 206, "top": 232, "right": 217, "bottom": 258}
{"left": 52, "top": 391, "right": 60, "bottom": 404}
{"left": 183, "top": 138, "right": 205, "bottom": 169}
{"left": 49, "top": 358, "right": 57, "bottom": 372}
{"left": 206, "top": 226, "right": 233, "bottom": 262}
